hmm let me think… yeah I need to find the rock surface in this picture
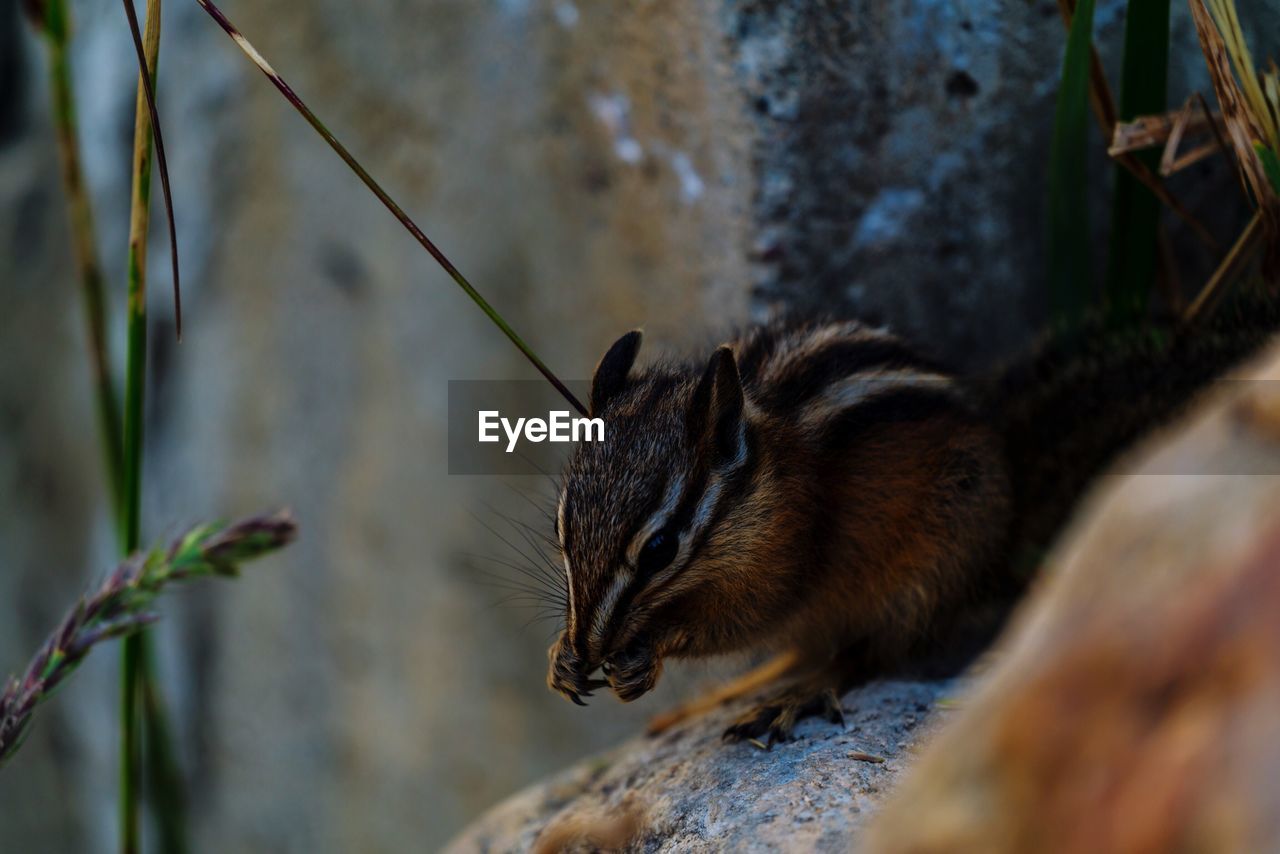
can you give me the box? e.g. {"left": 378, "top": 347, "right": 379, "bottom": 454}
{"left": 445, "top": 679, "right": 955, "bottom": 853}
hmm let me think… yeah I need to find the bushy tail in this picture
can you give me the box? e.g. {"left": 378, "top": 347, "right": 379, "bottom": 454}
{"left": 984, "top": 289, "right": 1280, "bottom": 576}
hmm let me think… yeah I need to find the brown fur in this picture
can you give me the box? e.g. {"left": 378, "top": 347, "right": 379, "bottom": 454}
{"left": 546, "top": 319, "right": 1009, "bottom": 737}
{"left": 546, "top": 296, "right": 1280, "bottom": 742}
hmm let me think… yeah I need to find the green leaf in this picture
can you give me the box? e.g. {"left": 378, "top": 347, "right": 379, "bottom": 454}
{"left": 1257, "top": 143, "right": 1280, "bottom": 195}
{"left": 1048, "top": 0, "right": 1098, "bottom": 330}
{"left": 1105, "top": 0, "right": 1171, "bottom": 328}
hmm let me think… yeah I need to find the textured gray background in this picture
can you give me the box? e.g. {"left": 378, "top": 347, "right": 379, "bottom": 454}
{"left": 0, "top": 0, "right": 1269, "bottom": 849}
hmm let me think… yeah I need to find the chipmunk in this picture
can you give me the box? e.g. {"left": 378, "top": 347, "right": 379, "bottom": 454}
{"left": 545, "top": 293, "right": 1280, "bottom": 745}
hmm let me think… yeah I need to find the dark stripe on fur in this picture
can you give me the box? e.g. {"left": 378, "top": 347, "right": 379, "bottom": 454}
{"left": 599, "top": 429, "right": 756, "bottom": 659}
{"left": 735, "top": 327, "right": 781, "bottom": 382}
{"left": 682, "top": 427, "right": 759, "bottom": 572}
{"left": 757, "top": 338, "right": 942, "bottom": 414}
{"left": 820, "top": 385, "right": 968, "bottom": 449}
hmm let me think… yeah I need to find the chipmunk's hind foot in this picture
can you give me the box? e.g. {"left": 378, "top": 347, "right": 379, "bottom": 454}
{"left": 722, "top": 684, "right": 845, "bottom": 748}
{"left": 646, "top": 651, "right": 799, "bottom": 736}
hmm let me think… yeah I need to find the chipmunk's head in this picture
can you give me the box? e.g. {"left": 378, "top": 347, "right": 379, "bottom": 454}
{"left": 547, "top": 330, "right": 755, "bottom": 705}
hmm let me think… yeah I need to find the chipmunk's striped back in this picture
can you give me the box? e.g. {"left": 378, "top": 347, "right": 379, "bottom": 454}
{"left": 734, "top": 318, "right": 975, "bottom": 439}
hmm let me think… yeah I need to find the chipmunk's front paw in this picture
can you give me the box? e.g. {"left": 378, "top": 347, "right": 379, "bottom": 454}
{"left": 722, "top": 685, "right": 845, "bottom": 748}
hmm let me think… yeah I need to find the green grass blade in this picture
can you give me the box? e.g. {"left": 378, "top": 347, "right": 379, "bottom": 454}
{"left": 25, "top": 0, "right": 125, "bottom": 514}
{"left": 1257, "top": 143, "right": 1280, "bottom": 194}
{"left": 119, "top": 2, "right": 175, "bottom": 852}
{"left": 1048, "top": 0, "right": 1098, "bottom": 329}
{"left": 1105, "top": 0, "right": 1171, "bottom": 326}
{"left": 142, "top": 646, "right": 188, "bottom": 854}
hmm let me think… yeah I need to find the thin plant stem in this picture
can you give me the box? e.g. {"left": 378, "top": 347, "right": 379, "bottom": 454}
{"left": 120, "top": 1, "right": 162, "bottom": 851}
{"left": 141, "top": 663, "right": 188, "bottom": 854}
{"left": 33, "top": 0, "right": 127, "bottom": 508}
{"left": 121, "top": 0, "right": 164, "bottom": 610}
{"left": 1184, "top": 211, "right": 1264, "bottom": 322}
{"left": 119, "top": 642, "right": 141, "bottom": 854}
{"left": 192, "top": 0, "right": 588, "bottom": 416}
{"left": 120, "top": 0, "right": 182, "bottom": 339}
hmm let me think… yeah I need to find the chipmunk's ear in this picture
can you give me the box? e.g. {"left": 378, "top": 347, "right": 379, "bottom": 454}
{"left": 692, "top": 345, "right": 745, "bottom": 464}
{"left": 591, "top": 330, "right": 643, "bottom": 415}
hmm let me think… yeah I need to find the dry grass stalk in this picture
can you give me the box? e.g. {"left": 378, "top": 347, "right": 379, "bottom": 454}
{"left": 1206, "top": 0, "right": 1278, "bottom": 149}
{"left": 1189, "top": 0, "right": 1280, "bottom": 232}
{"left": 1108, "top": 97, "right": 1225, "bottom": 177}
{"left": 1185, "top": 211, "right": 1265, "bottom": 322}
{"left": 1109, "top": 100, "right": 1215, "bottom": 157}
{"left": 1184, "top": 0, "right": 1280, "bottom": 317}
{"left": 1161, "top": 97, "right": 1225, "bottom": 176}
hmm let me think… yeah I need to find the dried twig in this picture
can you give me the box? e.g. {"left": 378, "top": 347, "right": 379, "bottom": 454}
{"left": 1106, "top": 97, "right": 1225, "bottom": 177}
{"left": 1185, "top": 211, "right": 1265, "bottom": 323}
{"left": 1162, "top": 98, "right": 1218, "bottom": 176}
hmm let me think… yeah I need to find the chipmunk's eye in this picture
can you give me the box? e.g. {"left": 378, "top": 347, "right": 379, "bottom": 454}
{"left": 637, "top": 530, "right": 679, "bottom": 578}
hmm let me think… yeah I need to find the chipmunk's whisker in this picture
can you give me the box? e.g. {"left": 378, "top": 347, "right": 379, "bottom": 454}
{"left": 504, "top": 481, "right": 557, "bottom": 516}
{"left": 462, "top": 553, "right": 565, "bottom": 601}
{"left": 463, "top": 563, "right": 568, "bottom": 611}
{"left": 470, "top": 576, "right": 566, "bottom": 609}
{"left": 510, "top": 450, "right": 564, "bottom": 496}
{"left": 468, "top": 511, "right": 567, "bottom": 597}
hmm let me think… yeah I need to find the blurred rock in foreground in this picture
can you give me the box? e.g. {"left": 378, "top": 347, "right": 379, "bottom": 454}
{"left": 865, "top": 342, "right": 1280, "bottom": 853}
